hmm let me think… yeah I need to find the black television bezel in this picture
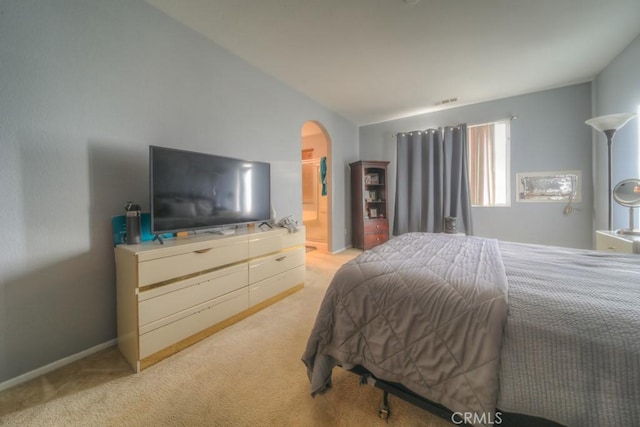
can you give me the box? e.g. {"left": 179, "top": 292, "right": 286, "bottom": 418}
{"left": 149, "top": 145, "right": 271, "bottom": 235}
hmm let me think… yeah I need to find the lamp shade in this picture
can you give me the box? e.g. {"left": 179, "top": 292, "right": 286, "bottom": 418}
{"left": 585, "top": 113, "right": 636, "bottom": 132}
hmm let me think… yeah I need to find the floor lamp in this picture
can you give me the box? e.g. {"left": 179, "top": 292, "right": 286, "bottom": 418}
{"left": 585, "top": 112, "right": 636, "bottom": 230}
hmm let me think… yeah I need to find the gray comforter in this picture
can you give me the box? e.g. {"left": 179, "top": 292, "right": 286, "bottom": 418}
{"left": 302, "top": 233, "right": 640, "bottom": 427}
{"left": 302, "top": 233, "right": 508, "bottom": 422}
{"left": 497, "top": 240, "right": 640, "bottom": 426}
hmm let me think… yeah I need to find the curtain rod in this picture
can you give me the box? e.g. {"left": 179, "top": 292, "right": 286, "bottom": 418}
{"left": 469, "top": 114, "right": 519, "bottom": 127}
{"left": 393, "top": 126, "right": 463, "bottom": 138}
{"left": 392, "top": 114, "right": 519, "bottom": 137}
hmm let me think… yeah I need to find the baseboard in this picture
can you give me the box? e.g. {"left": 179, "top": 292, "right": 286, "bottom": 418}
{"left": 0, "top": 339, "right": 117, "bottom": 392}
{"left": 331, "top": 244, "right": 353, "bottom": 254}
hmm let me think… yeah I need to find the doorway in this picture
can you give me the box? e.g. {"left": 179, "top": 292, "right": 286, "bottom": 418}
{"left": 301, "top": 121, "right": 332, "bottom": 253}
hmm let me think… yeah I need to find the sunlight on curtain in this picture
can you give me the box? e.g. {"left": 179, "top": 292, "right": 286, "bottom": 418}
{"left": 468, "top": 121, "right": 510, "bottom": 206}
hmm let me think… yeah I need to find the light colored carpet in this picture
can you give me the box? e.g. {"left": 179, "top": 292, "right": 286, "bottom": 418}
{"left": 0, "top": 249, "right": 451, "bottom": 427}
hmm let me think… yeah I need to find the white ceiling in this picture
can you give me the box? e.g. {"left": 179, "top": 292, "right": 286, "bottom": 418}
{"left": 146, "top": 0, "right": 640, "bottom": 126}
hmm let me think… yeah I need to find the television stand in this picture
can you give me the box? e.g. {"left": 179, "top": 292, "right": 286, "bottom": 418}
{"left": 217, "top": 229, "right": 235, "bottom": 236}
{"left": 115, "top": 226, "right": 306, "bottom": 373}
{"left": 152, "top": 234, "right": 165, "bottom": 244}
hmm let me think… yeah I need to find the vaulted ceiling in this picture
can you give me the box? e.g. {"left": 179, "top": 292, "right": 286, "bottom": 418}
{"left": 146, "top": 0, "right": 640, "bottom": 125}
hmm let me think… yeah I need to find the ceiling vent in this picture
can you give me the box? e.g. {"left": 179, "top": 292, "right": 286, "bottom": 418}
{"left": 435, "top": 97, "right": 458, "bottom": 106}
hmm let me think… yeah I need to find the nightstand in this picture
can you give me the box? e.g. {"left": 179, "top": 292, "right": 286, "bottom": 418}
{"left": 595, "top": 230, "right": 640, "bottom": 254}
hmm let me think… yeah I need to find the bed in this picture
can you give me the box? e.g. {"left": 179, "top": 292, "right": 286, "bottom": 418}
{"left": 302, "top": 233, "right": 640, "bottom": 426}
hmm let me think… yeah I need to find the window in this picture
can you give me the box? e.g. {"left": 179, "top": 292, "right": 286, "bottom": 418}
{"left": 467, "top": 120, "right": 510, "bottom": 207}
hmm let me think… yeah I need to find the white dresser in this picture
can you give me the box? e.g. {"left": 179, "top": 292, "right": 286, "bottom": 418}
{"left": 115, "top": 226, "right": 305, "bottom": 372}
{"left": 595, "top": 230, "right": 640, "bottom": 254}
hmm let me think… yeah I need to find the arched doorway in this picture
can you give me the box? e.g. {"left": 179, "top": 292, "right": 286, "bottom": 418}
{"left": 301, "top": 121, "right": 332, "bottom": 253}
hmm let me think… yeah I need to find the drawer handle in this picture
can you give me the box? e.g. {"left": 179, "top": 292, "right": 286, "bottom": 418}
{"left": 194, "top": 248, "right": 213, "bottom": 254}
{"left": 275, "top": 256, "right": 286, "bottom": 261}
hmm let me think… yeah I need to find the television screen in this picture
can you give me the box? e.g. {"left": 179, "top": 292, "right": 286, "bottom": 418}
{"left": 150, "top": 146, "right": 271, "bottom": 234}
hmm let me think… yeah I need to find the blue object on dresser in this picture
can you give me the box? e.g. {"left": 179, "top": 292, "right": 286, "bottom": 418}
{"left": 112, "top": 212, "right": 172, "bottom": 246}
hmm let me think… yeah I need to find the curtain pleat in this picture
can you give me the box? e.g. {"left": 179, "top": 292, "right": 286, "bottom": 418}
{"left": 394, "top": 136, "right": 409, "bottom": 234}
{"left": 393, "top": 126, "right": 473, "bottom": 236}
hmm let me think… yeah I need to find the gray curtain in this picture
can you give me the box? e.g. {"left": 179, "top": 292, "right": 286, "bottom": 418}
{"left": 393, "top": 125, "right": 473, "bottom": 235}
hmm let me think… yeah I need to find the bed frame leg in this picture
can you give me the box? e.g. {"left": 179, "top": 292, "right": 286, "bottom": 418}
{"left": 358, "top": 372, "right": 391, "bottom": 421}
{"left": 378, "top": 390, "right": 390, "bottom": 420}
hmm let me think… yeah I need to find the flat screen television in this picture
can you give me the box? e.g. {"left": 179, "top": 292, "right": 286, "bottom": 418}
{"left": 150, "top": 145, "right": 271, "bottom": 234}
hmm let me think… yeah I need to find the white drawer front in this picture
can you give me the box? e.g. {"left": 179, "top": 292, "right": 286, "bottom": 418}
{"left": 249, "top": 229, "right": 305, "bottom": 258}
{"left": 282, "top": 229, "right": 305, "bottom": 249}
{"left": 138, "top": 241, "right": 248, "bottom": 287}
{"left": 596, "top": 233, "right": 634, "bottom": 253}
{"left": 139, "top": 264, "right": 248, "bottom": 327}
{"left": 248, "top": 247, "right": 305, "bottom": 284}
{"left": 249, "top": 231, "right": 285, "bottom": 258}
{"left": 139, "top": 288, "right": 249, "bottom": 359}
{"left": 249, "top": 264, "right": 305, "bottom": 307}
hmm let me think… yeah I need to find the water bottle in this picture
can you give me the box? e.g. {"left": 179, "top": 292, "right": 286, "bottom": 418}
{"left": 125, "top": 202, "right": 141, "bottom": 244}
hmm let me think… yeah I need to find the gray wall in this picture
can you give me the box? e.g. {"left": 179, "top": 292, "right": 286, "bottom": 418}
{"left": 591, "top": 34, "right": 640, "bottom": 231}
{"left": 359, "top": 84, "right": 594, "bottom": 249}
{"left": 0, "top": 0, "right": 357, "bottom": 383}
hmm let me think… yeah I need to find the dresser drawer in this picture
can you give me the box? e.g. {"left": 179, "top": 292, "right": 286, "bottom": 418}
{"left": 596, "top": 232, "right": 635, "bottom": 253}
{"left": 249, "top": 247, "right": 305, "bottom": 284}
{"left": 138, "top": 263, "right": 248, "bottom": 327}
{"left": 364, "top": 232, "right": 388, "bottom": 250}
{"left": 137, "top": 239, "right": 248, "bottom": 287}
{"left": 249, "top": 229, "right": 305, "bottom": 258}
{"left": 139, "top": 287, "right": 249, "bottom": 359}
{"left": 364, "top": 220, "right": 389, "bottom": 234}
{"left": 364, "top": 219, "right": 389, "bottom": 250}
{"left": 282, "top": 229, "right": 306, "bottom": 249}
{"left": 249, "top": 265, "right": 305, "bottom": 307}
